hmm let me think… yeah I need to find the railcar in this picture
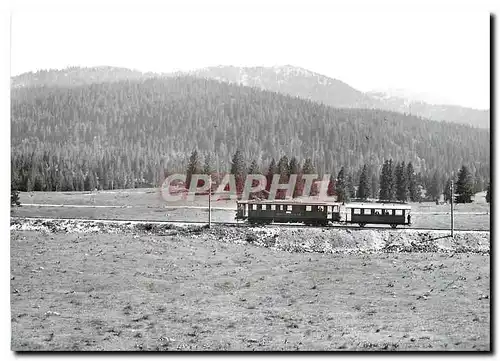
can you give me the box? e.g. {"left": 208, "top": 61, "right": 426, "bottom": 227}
{"left": 236, "top": 200, "right": 341, "bottom": 226}
{"left": 235, "top": 200, "right": 412, "bottom": 228}
{"left": 345, "top": 203, "right": 412, "bottom": 228}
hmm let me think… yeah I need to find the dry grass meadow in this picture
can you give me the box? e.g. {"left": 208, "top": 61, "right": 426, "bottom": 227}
{"left": 10, "top": 221, "right": 490, "bottom": 351}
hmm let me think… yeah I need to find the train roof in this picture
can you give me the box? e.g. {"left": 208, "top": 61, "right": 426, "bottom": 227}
{"left": 345, "top": 203, "right": 412, "bottom": 210}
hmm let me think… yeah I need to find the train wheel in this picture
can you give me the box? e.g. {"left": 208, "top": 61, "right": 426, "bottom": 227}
{"left": 391, "top": 224, "right": 397, "bottom": 229}
{"left": 358, "top": 223, "right": 366, "bottom": 228}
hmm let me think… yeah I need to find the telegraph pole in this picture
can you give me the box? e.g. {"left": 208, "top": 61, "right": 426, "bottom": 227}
{"left": 208, "top": 176, "right": 212, "bottom": 228}
{"left": 209, "top": 123, "right": 218, "bottom": 229}
{"left": 450, "top": 179, "right": 454, "bottom": 237}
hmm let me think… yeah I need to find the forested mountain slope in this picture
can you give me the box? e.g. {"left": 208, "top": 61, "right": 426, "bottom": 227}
{"left": 13, "top": 66, "right": 490, "bottom": 128}
{"left": 189, "top": 65, "right": 374, "bottom": 108}
{"left": 368, "top": 91, "right": 490, "bottom": 129}
{"left": 11, "top": 66, "right": 160, "bottom": 88}
{"left": 191, "top": 65, "right": 490, "bottom": 129}
{"left": 11, "top": 76, "right": 490, "bottom": 191}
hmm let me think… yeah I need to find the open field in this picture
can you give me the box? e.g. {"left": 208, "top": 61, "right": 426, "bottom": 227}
{"left": 11, "top": 221, "right": 490, "bottom": 351}
{"left": 17, "top": 189, "right": 491, "bottom": 210}
{"left": 14, "top": 189, "right": 490, "bottom": 230}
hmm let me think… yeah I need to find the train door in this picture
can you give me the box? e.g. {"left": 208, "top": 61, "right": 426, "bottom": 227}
{"left": 236, "top": 202, "right": 247, "bottom": 219}
{"left": 331, "top": 204, "right": 341, "bottom": 222}
{"left": 345, "top": 207, "right": 353, "bottom": 223}
{"left": 405, "top": 209, "right": 412, "bottom": 225}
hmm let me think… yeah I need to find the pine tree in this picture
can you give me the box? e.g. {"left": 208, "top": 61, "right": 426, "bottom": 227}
{"left": 486, "top": 182, "right": 491, "bottom": 203}
{"left": 230, "top": 149, "right": 246, "bottom": 195}
{"left": 288, "top": 157, "right": 300, "bottom": 177}
{"left": 84, "top": 173, "right": 96, "bottom": 191}
{"left": 33, "top": 174, "right": 43, "bottom": 191}
{"left": 203, "top": 154, "right": 213, "bottom": 175}
{"left": 455, "top": 165, "right": 474, "bottom": 203}
{"left": 11, "top": 180, "right": 21, "bottom": 207}
{"left": 248, "top": 159, "right": 259, "bottom": 174}
{"left": 379, "top": 160, "right": 389, "bottom": 201}
{"left": 247, "top": 159, "right": 260, "bottom": 199}
{"left": 336, "top": 167, "right": 347, "bottom": 203}
{"left": 327, "top": 173, "right": 336, "bottom": 197}
{"left": 277, "top": 156, "right": 290, "bottom": 179}
{"left": 276, "top": 156, "right": 290, "bottom": 199}
{"left": 371, "top": 173, "right": 378, "bottom": 201}
{"left": 288, "top": 157, "right": 301, "bottom": 198}
{"left": 77, "top": 171, "right": 85, "bottom": 191}
{"left": 347, "top": 174, "right": 355, "bottom": 200}
{"left": 357, "top": 165, "right": 370, "bottom": 201}
{"left": 26, "top": 178, "right": 33, "bottom": 192}
{"left": 387, "top": 159, "right": 395, "bottom": 201}
{"left": 302, "top": 158, "right": 315, "bottom": 175}
{"left": 230, "top": 149, "right": 245, "bottom": 176}
{"left": 428, "top": 171, "right": 441, "bottom": 202}
{"left": 395, "top": 161, "right": 408, "bottom": 202}
{"left": 407, "top": 162, "right": 418, "bottom": 202}
{"left": 474, "top": 175, "right": 484, "bottom": 194}
{"left": 265, "top": 158, "right": 278, "bottom": 198}
{"left": 186, "top": 149, "right": 200, "bottom": 190}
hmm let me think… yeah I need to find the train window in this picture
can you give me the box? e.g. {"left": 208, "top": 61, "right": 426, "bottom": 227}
{"left": 261, "top": 205, "right": 266, "bottom": 210}
{"left": 363, "top": 208, "right": 372, "bottom": 215}
{"left": 287, "top": 205, "right": 292, "bottom": 211}
{"left": 270, "top": 204, "right": 276, "bottom": 210}
{"left": 306, "top": 205, "right": 312, "bottom": 211}
{"left": 374, "top": 209, "right": 381, "bottom": 215}
{"left": 395, "top": 209, "right": 403, "bottom": 215}
{"left": 252, "top": 204, "right": 257, "bottom": 210}
{"left": 353, "top": 208, "right": 361, "bottom": 215}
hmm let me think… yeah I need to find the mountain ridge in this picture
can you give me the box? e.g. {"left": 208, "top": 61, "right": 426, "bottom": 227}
{"left": 11, "top": 65, "right": 490, "bottom": 128}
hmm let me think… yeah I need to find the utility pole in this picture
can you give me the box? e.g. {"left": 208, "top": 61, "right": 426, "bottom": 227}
{"left": 208, "top": 176, "right": 212, "bottom": 228}
{"left": 450, "top": 178, "right": 454, "bottom": 237}
{"left": 209, "top": 123, "right": 218, "bottom": 229}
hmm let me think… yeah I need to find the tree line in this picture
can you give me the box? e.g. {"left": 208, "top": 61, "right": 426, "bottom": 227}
{"left": 184, "top": 149, "right": 487, "bottom": 204}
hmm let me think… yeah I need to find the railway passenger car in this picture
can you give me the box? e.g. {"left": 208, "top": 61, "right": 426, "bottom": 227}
{"left": 345, "top": 203, "right": 412, "bottom": 228}
{"left": 236, "top": 200, "right": 341, "bottom": 226}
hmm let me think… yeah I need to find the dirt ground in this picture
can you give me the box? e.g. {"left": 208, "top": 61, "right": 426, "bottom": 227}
{"left": 11, "top": 221, "right": 490, "bottom": 351}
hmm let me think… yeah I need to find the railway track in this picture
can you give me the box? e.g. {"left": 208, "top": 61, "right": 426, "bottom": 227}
{"left": 10, "top": 216, "right": 490, "bottom": 233}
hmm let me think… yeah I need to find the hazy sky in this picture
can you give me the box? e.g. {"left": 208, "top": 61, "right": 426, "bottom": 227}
{"left": 10, "top": 4, "right": 490, "bottom": 109}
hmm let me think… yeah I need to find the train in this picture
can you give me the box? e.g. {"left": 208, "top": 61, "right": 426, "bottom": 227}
{"left": 235, "top": 200, "right": 412, "bottom": 228}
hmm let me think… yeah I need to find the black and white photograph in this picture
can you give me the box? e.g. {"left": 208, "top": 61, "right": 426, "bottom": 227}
{"left": 7, "top": 0, "right": 493, "bottom": 352}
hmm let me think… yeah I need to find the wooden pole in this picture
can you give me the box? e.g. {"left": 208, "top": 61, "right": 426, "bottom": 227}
{"left": 450, "top": 179, "right": 454, "bottom": 237}
{"left": 208, "top": 176, "right": 212, "bottom": 229}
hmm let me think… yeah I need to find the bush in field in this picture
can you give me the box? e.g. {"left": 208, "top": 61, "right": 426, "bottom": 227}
{"left": 11, "top": 187, "right": 21, "bottom": 207}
